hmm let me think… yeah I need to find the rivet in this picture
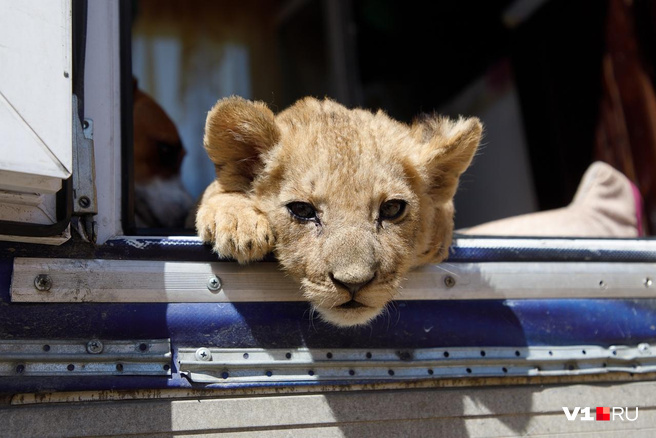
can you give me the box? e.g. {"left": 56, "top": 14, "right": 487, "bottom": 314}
{"left": 207, "top": 276, "right": 222, "bottom": 292}
{"left": 195, "top": 347, "right": 212, "bottom": 361}
{"left": 645, "top": 278, "right": 653, "bottom": 288}
{"left": 34, "top": 274, "right": 52, "bottom": 292}
{"left": 86, "top": 339, "right": 104, "bottom": 354}
{"left": 443, "top": 275, "right": 456, "bottom": 288}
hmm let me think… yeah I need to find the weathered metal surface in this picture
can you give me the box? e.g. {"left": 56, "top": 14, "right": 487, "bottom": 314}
{"left": 177, "top": 345, "right": 656, "bottom": 384}
{"left": 10, "top": 257, "right": 656, "bottom": 303}
{"left": 0, "top": 339, "right": 171, "bottom": 377}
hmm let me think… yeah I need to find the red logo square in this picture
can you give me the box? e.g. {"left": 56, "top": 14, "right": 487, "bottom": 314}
{"left": 597, "top": 407, "right": 610, "bottom": 421}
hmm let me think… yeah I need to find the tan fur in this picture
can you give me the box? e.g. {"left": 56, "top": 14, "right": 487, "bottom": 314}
{"left": 196, "top": 96, "right": 482, "bottom": 327}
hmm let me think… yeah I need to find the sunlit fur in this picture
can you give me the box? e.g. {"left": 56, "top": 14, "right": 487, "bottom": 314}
{"left": 196, "top": 96, "right": 481, "bottom": 327}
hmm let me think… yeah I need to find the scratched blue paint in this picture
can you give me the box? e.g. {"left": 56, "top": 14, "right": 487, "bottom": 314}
{"left": 1, "top": 238, "right": 656, "bottom": 393}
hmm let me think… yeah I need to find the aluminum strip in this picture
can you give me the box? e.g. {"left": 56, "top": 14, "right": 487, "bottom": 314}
{"left": 178, "top": 344, "right": 656, "bottom": 384}
{"left": 451, "top": 236, "right": 656, "bottom": 252}
{"left": 10, "top": 257, "right": 656, "bottom": 303}
{"left": 114, "top": 235, "right": 656, "bottom": 252}
{"left": 0, "top": 339, "right": 172, "bottom": 377}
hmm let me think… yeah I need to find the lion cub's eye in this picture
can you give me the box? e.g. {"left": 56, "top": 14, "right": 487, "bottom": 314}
{"left": 287, "top": 202, "right": 318, "bottom": 221}
{"left": 379, "top": 200, "right": 406, "bottom": 221}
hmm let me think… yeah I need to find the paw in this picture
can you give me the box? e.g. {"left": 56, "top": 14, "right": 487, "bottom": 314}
{"left": 196, "top": 198, "right": 274, "bottom": 263}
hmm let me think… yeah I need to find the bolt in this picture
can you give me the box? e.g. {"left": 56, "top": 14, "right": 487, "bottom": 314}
{"left": 207, "top": 276, "right": 222, "bottom": 292}
{"left": 34, "top": 274, "right": 52, "bottom": 292}
{"left": 645, "top": 278, "right": 653, "bottom": 288}
{"left": 443, "top": 275, "right": 456, "bottom": 288}
{"left": 195, "top": 347, "right": 212, "bottom": 361}
{"left": 78, "top": 196, "right": 91, "bottom": 209}
{"left": 86, "top": 339, "right": 104, "bottom": 354}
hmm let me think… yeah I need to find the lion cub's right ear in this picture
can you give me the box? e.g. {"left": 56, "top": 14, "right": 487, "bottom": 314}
{"left": 204, "top": 96, "right": 280, "bottom": 192}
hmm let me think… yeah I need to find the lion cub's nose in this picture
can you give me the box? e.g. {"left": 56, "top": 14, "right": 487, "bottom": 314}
{"left": 330, "top": 272, "right": 375, "bottom": 297}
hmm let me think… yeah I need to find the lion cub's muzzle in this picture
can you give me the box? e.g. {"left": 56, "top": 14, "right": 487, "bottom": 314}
{"left": 304, "top": 230, "right": 392, "bottom": 325}
{"left": 329, "top": 271, "right": 376, "bottom": 309}
{"left": 310, "top": 268, "right": 393, "bottom": 326}
{"left": 307, "top": 260, "right": 394, "bottom": 325}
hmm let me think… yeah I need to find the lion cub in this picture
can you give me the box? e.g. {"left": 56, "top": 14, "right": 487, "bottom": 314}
{"left": 196, "top": 96, "right": 482, "bottom": 327}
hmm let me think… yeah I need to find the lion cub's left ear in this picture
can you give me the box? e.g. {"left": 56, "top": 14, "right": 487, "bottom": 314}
{"left": 410, "top": 115, "right": 482, "bottom": 200}
{"left": 204, "top": 96, "right": 280, "bottom": 192}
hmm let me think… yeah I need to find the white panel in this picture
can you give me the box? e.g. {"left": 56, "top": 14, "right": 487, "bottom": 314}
{"left": 0, "top": 0, "right": 72, "bottom": 192}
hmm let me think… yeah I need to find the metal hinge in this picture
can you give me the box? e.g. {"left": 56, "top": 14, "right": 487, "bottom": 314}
{"left": 0, "top": 339, "right": 171, "bottom": 377}
{"left": 178, "top": 344, "right": 656, "bottom": 384}
{"left": 72, "top": 95, "right": 98, "bottom": 242}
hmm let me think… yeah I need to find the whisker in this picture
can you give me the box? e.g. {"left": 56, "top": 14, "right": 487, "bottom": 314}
{"left": 309, "top": 307, "right": 319, "bottom": 332}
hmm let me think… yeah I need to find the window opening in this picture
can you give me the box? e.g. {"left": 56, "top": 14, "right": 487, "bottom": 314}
{"left": 126, "top": 0, "right": 654, "bottom": 239}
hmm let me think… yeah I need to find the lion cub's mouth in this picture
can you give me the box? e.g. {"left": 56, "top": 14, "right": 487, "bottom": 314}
{"left": 337, "top": 300, "right": 367, "bottom": 309}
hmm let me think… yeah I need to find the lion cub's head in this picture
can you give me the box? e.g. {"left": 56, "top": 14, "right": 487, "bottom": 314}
{"left": 201, "top": 96, "right": 481, "bottom": 327}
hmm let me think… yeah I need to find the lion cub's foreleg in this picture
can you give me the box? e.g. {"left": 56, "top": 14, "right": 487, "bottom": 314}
{"left": 196, "top": 181, "right": 274, "bottom": 264}
{"left": 195, "top": 96, "right": 280, "bottom": 263}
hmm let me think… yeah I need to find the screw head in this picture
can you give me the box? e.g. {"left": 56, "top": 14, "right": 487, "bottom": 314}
{"left": 86, "top": 339, "right": 104, "bottom": 354}
{"left": 34, "top": 274, "right": 52, "bottom": 292}
{"left": 195, "top": 347, "right": 212, "bottom": 361}
{"left": 207, "top": 276, "right": 222, "bottom": 292}
{"left": 443, "top": 275, "right": 456, "bottom": 288}
{"left": 638, "top": 343, "right": 651, "bottom": 354}
{"left": 645, "top": 277, "right": 653, "bottom": 288}
{"left": 78, "top": 196, "right": 91, "bottom": 208}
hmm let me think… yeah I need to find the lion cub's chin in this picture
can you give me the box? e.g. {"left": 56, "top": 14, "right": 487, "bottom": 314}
{"left": 314, "top": 304, "right": 386, "bottom": 327}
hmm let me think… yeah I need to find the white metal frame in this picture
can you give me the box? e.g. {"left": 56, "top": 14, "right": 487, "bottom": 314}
{"left": 85, "top": 0, "right": 124, "bottom": 244}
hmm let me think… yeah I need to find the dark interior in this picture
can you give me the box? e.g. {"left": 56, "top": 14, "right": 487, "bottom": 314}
{"left": 129, "top": 0, "right": 656, "bottom": 235}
